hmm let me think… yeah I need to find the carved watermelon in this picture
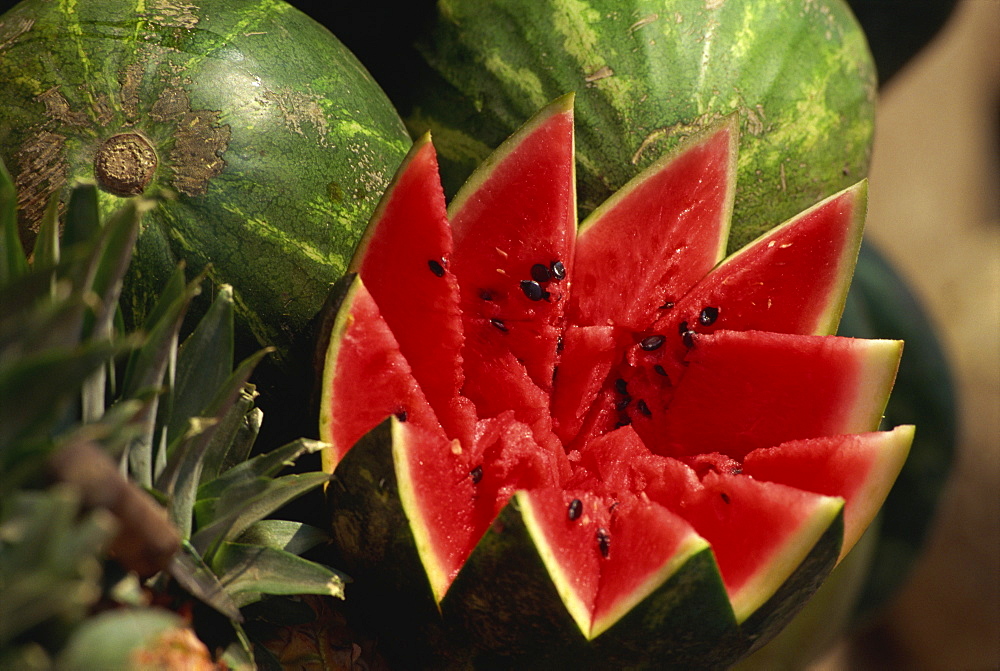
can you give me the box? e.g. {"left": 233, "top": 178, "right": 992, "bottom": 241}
{"left": 320, "top": 97, "right": 910, "bottom": 668}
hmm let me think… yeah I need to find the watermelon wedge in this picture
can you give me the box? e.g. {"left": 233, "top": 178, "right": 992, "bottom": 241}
{"left": 320, "top": 97, "right": 911, "bottom": 668}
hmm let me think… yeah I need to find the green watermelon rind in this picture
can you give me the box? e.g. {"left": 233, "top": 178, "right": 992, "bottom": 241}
{"left": 0, "top": 0, "right": 411, "bottom": 361}
{"left": 328, "top": 416, "right": 850, "bottom": 668}
{"left": 402, "top": 0, "right": 876, "bottom": 252}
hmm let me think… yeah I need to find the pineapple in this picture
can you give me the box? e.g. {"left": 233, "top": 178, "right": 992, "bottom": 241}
{"left": 0, "top": 160, "right": 345, "bottom": 669}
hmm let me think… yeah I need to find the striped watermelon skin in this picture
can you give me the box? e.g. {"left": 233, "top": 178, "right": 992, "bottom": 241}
{"left": 0, "top": 0, "right": 410, "bottom": 360}
{"left": 400, "top": 0, "right": 875, "bottom": 252}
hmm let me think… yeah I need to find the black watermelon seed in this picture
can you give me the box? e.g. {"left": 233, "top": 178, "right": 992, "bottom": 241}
{"left": 609, "top": 501, "right": 620, "bottom": 514}
{"left": 682, "top": 330, "right": 697, "bottom": 348}
{"left": 731, "top": 467, "right": 743, "bottom": 475}
{"left": 428, "top": 259, "right": 445, "bottom": 277}
{"left": 480, "top": 290, "right": 495, "bottom": 301}
{"left": 678, "top": 320, "right": 689, "bottom": 335}
{"left": 699, "top": 306, "right": 720, "bottom": 326}
{"left": 614, "top": 378, "right": 628, "bottom": 395}
{"left": 520, "top": 279, "right": 545, "bottom": 301}
{"left": 470, "top": 465, "right": 483, "bottom": 484}
{"left": 490, "top": 318, "right": 508, "bottom": 333}
{"left": 659, "top": 301, "right": 675, "bottom": 310}
{"left": 720, "top": 492, "right": 731, "bottom": 504}
{"left": 531, "top": 263, "right": 551, "bottom": 283}
{"left": 550, "top": 260, "right": 566, "bottom": 281}
{"left": 556, "top": 336, "right": 565, "bottom": 353}
{"left": 615, "top": 414, "right": 632, "bottom": 428}
{"left": 653, "top": 364, "right": 668, "bottom": 377}
{"left": 568, "top": 498, "right": 583, "bottom": 521}
{"left": 615, "top": 396, "right": 631, "bottom": 411}
{"left": 636, "top": 399, "right": 651, "bottom": 417}
{"left": 596, "top": 527, "right": 611, "bottom": 558}
{"left": 639, "top": 334, "right": 665, "bottom": 351}
{"left": 394, "top": 410, "right": 408, "bottom": 422}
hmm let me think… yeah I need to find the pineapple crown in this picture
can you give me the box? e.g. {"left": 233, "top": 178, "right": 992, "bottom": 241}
{"left": 0, "top": 160, "right": 343, "bottom": 669}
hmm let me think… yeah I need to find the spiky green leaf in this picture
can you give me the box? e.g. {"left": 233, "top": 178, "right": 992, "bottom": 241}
{"left": 0, "top": 158, "right": 26, "bottom": 285}
{"left": 236, "top": 520, "right": 330, "bottom": 556}
{"left": 213, "top": 542, "right": 348, "bottom": 608}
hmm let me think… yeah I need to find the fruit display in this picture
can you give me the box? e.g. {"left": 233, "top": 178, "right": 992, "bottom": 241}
{"left": 0, "top": 0, "right": 411, "bottom": 361}
{"left": 2, "top": 0, "right": 958, "bottom": 667}
{"left": 320, "top": 97, "right": 911, "bottom": 668}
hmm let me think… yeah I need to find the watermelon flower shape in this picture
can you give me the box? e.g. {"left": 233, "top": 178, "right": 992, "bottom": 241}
{"left": 319, "top": 96, "right": 911, "bottom": 668}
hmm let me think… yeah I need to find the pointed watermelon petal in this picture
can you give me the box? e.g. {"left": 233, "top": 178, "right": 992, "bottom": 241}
{"left": 679, "top": 472, "right": 845, "bottom": 623}
{"left": 518, "top": 488, "right": 611, "bottom": 636}
{"left": 393, "top": 417, "right": 478, "bottom": 604}
{"left": 569, "top": 116, "right": 738, "bottom": 330}
{"left": 653, "top": 181, "right": 868, "bottom": 367}
{"left": 348, "top": 134, "right": 476, "bottom": 445}
{"left": 318, "top": 276, "right": 443, "bottom": 470}
{"left": 634, "top": 329, "right": 902, "bottom": 459}
{"left": 591, "top": 499, "right": 708, "bottom": 638}
{"left": 449, "top": 94, "right": 577, "bottom": 391}
{"left": 742, "top": 425, "right": 915, "bottom": 560}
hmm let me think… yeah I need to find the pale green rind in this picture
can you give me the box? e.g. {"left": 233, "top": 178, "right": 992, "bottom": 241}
{"left": 327, "top": 420, "right": 454, "bottom": 669}
{"left": 731, "top": 495, "right": 844, "bottom": 624}
{"left": 406, "top": 0, "right": 876, "bottom": 251}
{"left": 442, "top": 494, "right": 745, "bottom": 669}
{"left": 517, "top": 493, "right": 593, "bottom": 637}
{"left": 589, "top": 531, "right": 709, "bottom": 639}
{"left": 816, "top": 180, "right": 868, "bottom": 335}
{"left": 839, "top": 425, "right": 914, "bottom": 560}
{"left": 317, "top": 275, "right": 363, "bottom": 472}
{"left": 846, "top": 338, "right": 904, "bottom": 433}
{"left": 391, "top": 417, "right": 453, "bottom": 606}
{"left": 447, "top": 92, "right": 575, "bottom": 221}
{"left": 738, "top": 509, "right": 844, "bottom": 654}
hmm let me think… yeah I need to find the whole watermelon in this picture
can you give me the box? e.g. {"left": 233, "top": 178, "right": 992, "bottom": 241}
{"left": 395, "top": 0, "right": 876, "bottom": 252}
{"left": 0, "top": 0, "right": 410, "bottom": 361}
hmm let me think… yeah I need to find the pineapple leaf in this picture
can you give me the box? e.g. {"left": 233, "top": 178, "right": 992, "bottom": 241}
{"left": 32, "top": 194, "right": 61, "bottom": 273}
{"left": 167, "top": 541, "right": 243, "bottom": 622}
{"left": 0, "top": 158, "right": 26, "bottom": 285}
{"left": 60, "top": 180, "right": 101, "bottom": 253}
{"left": 191, "top": 472, "right": 332, "bottom": 562}
{"left": 199, "top": 387, "right": 259, "bottom": 486}
{"left": 156, "top": 349, "right": 271, "bottom": 539}
{"left": 0, "top": 488, "right": 115, "bottom": 646}
{"left": 236, "top": 520, "right": 330, "bottom": 556}
{"left": 122, "top": 273, "right": 203, "bottom": 488}
{"left": 198, "top": 438, "right": 329, "bottom": 502}
{"left": 212, "top": 543, "right": 348, "bottom": 608}
{"left": 0, "top": 338, "right": 133, "bottom": 458}
{"left": 167, "top": 285, "right": 236, "bottom": 449}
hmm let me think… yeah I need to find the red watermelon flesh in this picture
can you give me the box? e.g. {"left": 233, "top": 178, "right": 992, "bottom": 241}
{"left": 318, "top": 276, "right": 442, "bottom": 470}
{"left": 449, "top": 93, "right": 577, "bottom": 391}
{"left": 742, "top": 425, "right": 915, "bottom": 559}
{"left": 568, "top": 116, "right": 737, "bottom": 331}
{"left": 322, "top": 97, "right": 910, "bottom": 650}
{"left": 347, "top": 134, "right": 476, "bottom": 446}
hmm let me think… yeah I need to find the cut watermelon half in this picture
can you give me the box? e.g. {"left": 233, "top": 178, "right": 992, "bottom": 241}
{"left": 320, "top": 96, "right": 911, "bottom": 668}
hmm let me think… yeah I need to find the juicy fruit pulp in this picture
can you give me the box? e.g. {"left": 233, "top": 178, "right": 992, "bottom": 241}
{"left": 321, "top": 97, "right": 911, "bottom": 667}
